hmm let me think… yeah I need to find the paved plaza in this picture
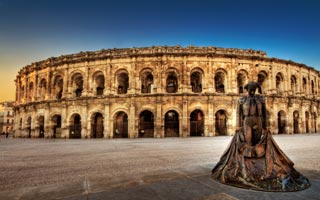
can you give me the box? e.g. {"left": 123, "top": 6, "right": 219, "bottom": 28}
{"left": 0, "top": 134, "right": 319, "bottom": 200}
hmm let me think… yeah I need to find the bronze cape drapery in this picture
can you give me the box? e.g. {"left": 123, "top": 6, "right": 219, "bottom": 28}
{"left": 211, "top": 129, "right": 310, "bottom": 191}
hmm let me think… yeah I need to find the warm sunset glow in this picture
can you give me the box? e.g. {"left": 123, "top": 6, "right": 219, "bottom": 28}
{"left": 1, "top": 0, "right": 320, "bottom": 102}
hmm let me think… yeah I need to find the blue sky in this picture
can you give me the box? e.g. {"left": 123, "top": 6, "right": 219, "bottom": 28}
{"left": 0, "top": 0, "right": 320, "bottom": 101}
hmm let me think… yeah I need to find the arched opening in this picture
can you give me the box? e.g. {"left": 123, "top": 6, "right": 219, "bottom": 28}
{"left": 139, "top": 110, "right": 154, "bottom": 137}
{"left": 117, "top": 72, "right": 129, "bottom": 94}
{"left": 28, "top": 82, "right": 34, "bottom": 101}
{"left": 214, "top": 71, "right": 226, "bottom": 93}
{"left": 19, "top": 118, "right": 22, "bottom": 130}
{"left": 257, "top": 71, "right": 268, "bottom": 92}
{"left": 53, "top": 75, "right": 63, "bottom": 100}
{"left": 166, "top": 72, "right": 178, "bottom": 93}
{"left": 305, "top": 111, "right": 309, "bottom": 133}
{"left": 39, "top": 78, "right": 47, "bottom": 100}
{"left": 52, "top": 115, "right": 62, "bottom": 138}
{"left": 91, "top": 113, "right": 104, "bottom": 138}
{"left": 141, "top": 71, "right": 154, "bottom": 94}
{"left": 69, "top": 114, "right": 81, "bottom": 138}
{"left": 94, "top": 72, "right": 105, "bottom": 96}
{"left": 311, "top": 80, "right": 315, "bottom": 94}
{"left": 72, "top": 73, "right": 83, "bottom": 97}
{"left": 278, "top": 110, "right": 287, "bottom": 134}
{"left": 38, "top": 116, "right": 45, "bottom": 138}
{"left": 26, "top": 116, "right": 32, "bottom": 138}
{"left": 215, "top": 110, "right": 227, "bottom": 135}
{"left": 303, "top": 78, "right": 307, "bottom": 93}
{"left": 276, "top": 73, "right": 284, "bottom": 94}
{"left": 190, "top": 110, "right": 204, "bottom": 136}
{"left": 20, "top": 86, "right": 25, "bottom": 101}
{"left": 165, "top": 110, "right": 179, "bottom": 137}
{"left": 237, "top": 70, "right": 248, "bottom": 94}
{"left": 190, "top": 71, "right": 202, "bottom": 93}
{"left": 293, "top": 111, "right": 299, "bottom": 134}
{"left": 114, "top": 112, "right": 128, "bottom": 138}
{"left": 291, "top": 75, "right": 297, "bottom": 94}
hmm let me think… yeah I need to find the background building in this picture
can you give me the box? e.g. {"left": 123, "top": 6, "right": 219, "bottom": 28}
{"left": 0, "top": 101, "right": 15, "bottom": 135}
{"left": 13, "top": 46, "right": 320, "bottom": 138}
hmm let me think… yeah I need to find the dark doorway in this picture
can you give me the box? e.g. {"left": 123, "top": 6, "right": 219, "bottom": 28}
{"left": 305, "top": 112, "right": 310, "bottom": 133}
{"left": 215, "top": 110, "right": 227, "bottom": 135}
{"left": 139, "top": 110, "right": 154, "bottom": 137}
{"left": 190, "top": 110, "right": 204, "bottom": 136}
{"left": 91, "top": 113, "right": 104, "bottom": 138}
{"left": 293, "top": 111, "right": 299, "bottom": 134}
{"left": 26, "top": 117, "right": 32, "bottom": 138}
{"left": 52, "top": 115, "right": 62, "bottom": 138}
{"left": 69, "top": 114, "right": 81, "bottom": 138}
{"left": 278, "top": 111, "right": 287, "bottom": 134}
{"left": 38, "top": 116, "right": 45, "bottom": 138}
{"left": 165, "top": 110, "right": 179, "bottom": 137}
{"left": 114, "top": 112, "right": 128, "bottom": 138}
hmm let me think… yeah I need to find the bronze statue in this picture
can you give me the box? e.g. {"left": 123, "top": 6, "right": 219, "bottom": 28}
{"left": 211, "top": 82, "right": 311, "bottom": 191}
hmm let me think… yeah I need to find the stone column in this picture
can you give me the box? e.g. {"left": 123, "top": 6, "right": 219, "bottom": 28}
{"left": 129, "top": 103, "right": 136, "bottom": 138}
{"left": 104, "top": 63, "right": 111, "bottom": 95}
{"left": 81, "top": 105, "right": 88, "bottom": 138}
{"left": 155, "top": 96, "right": 162, "bottom": 138}
{"left": 182, "top": 95, "right": 188, "bottom": 137}
{"left": 61, "top": 104, "right": 69, "bottom": 138}
{"left": 208, "top": 96, "right": 214, "bottom": 136}
{"left": 104, "top": 101, "right": 110, "bottom": 138}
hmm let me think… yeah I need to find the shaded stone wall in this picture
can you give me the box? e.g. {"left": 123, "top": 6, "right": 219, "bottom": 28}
{"left": 13, "top": 46, "right": 320, "bottom": 138}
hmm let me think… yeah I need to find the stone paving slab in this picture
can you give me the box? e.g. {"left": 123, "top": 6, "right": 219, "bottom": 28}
{"left": 1, "top": 135, "right": 320, "bottom": 200}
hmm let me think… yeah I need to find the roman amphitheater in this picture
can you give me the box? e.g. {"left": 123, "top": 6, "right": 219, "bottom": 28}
{"left": 13, "top": 46, "right": 320, "bottom": 139}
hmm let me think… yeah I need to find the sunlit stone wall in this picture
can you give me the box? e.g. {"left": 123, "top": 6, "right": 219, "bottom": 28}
{"left": 13, "top": 46, "right": 320, "bottom": 138}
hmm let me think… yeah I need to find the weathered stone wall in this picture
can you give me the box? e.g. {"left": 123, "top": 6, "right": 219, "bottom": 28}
{"left": 13, "top": 46, "right": 320, "bottom": 138}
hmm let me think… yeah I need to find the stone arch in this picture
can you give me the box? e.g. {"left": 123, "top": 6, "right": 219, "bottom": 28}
{"left": 166, "top": 68, "right": 179, "bottom": 93}
{"left": 71, "top": 72, "right": 84, "bottom": 97}
{"left": 305, "top": 111, "right": 310, "bottom": 133}
{"left": 237, "top": 69, "right": 248, "bottom": 94}
{"left": 278, "top": 110, "right": 287, "bottom": 134}
{"left": 302, "top": 77, "right": 307, "bottom": 93}
{"left": 190, "top": 109, "right": 204, "bottom": 136}
{"left": 215, "top": 110, "right": 227, "bottom": 136}
{"left": 313, "top": 112, "right": 317, "bottom": 133}
{"left": 39, "top": 78, "right": 47, "bottom": 100}
{"left": 91, "top": 112, "right": 104, "bottom": 138}
{"left": 165, "top": 110, "right": 179, "bottom": 137}
{"left": 92, "top": 71, "right": 105, "bottom": 96}
{"left": 214, "top": 69, "right": 227, "bottom": 93}
{"left": 113, "top": 111, "right": 128, "bottom": 138}
{"left": 53, "top": 75, "right": 63, "bottom": 100}
{"left": 311, "top": 80, "right": 315, "bottom": 94}
{"left": 139, "top": 110, "right": 154, "bottom": 138}
{"left": 20, "top": 85, "right": 25, "bottom": 101}
{"left": 26, "top": 116, "right": 32, "bottom": 138}
{"left": 291, "top": 75, "right": 298, "bottom": 94}
{"left": 293, "top": 110, "right": 299, "bottom": 134}
{"left": 257, "top": 70, "right": 268, "bottom": 92}
{"left": 69, "top": 113, "right": 81, "bottom": 138}
{"left": 28, "top": 82, "right": 34, "bottom": 101}
{"left": 190, "top": 68, "right": 203, "bottom": 93}
{"left": 115, "top": 69, "right": 129, "bottom": 94}
{"left": 51, "top": 114, "right": 62, "bottom": 138}
{"left": 276, "top": 72, "right": 284, "bottom": 94}
{"left": 140, "top": 68, "right": 154, "bottom": 94}
{"left": 37, "top": 115, "right": 45, "bottom": 138}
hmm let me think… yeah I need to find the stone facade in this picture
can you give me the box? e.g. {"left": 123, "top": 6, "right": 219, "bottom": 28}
{"left": 0, "top": 101, "right": 15, "bottom": 135}
{"left": 13, "top": 46, "right": 320, "bottom": 138}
